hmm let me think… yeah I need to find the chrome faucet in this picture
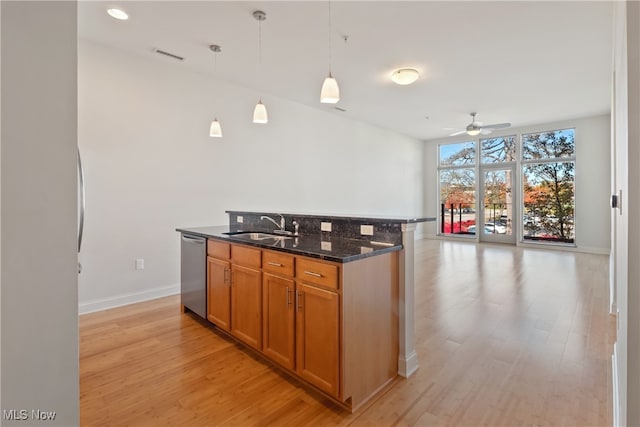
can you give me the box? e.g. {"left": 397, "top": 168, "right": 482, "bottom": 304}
{"left": 261, "top": 214, "right": 285, "bottom": 232}
{"left": 260, "top": 214, "right": 299, "bottom": 236}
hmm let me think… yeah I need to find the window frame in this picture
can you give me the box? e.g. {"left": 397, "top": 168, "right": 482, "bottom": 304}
{"left": 437, "top": 140, "right": 478, "bottom": 238}
{"left": 435, "top": 127, "right": 578, "bottom": 247}
{"left": 520, "top": 127, "right": 577, "bottom": 246}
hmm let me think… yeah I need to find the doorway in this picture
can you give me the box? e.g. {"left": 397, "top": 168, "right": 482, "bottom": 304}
{"left": 479, "top": 167, "right": 516, "bottom": 244}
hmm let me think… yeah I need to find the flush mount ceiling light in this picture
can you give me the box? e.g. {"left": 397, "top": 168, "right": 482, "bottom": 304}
{"left": 252, "top": 10, "right": 268, "bottom": 124}
{"left": 107, "top": 8, "right": 128, "bottom": 20}
{"left": 209, "top": 44, "right": 223, "bottom": 138}
{"left": 391, "top": 68, "right": 420, "bottom": 85}
{"left": 320, "top": 1, "right": 340, "bottom": 104}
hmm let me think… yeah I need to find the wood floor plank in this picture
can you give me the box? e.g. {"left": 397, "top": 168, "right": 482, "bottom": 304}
{"left": 80, "top": 239, "right": 615, "bottom": 426}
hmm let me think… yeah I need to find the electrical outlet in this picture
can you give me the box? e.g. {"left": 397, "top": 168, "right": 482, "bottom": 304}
{"left": 237, "top": 215, "right": 243, "bottom": 223}
{"left": 321, "top": 222, "right": 332, "bottom": 232}
{"left": 360, "top": 225, "right": 374, "bottom": 236}
{"left": 321, "top": 241, "right": 332, "bottom": 251}
{"left": 136, "top": 259, "right": 145, "bottom": 270}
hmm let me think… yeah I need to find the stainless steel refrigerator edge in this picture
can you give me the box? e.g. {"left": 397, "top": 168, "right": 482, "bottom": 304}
{"left": 180, "top": 234, "right": 207, "bottom": 318}
{"left": 78, "top": 148, "right": 85, "bottom": 273}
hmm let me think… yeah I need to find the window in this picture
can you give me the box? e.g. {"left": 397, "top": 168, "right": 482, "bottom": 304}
{"left": 522, "top": 129, "right": 575, "bottom": 244}
{"left": 480, "top": 136, "right": 516, "bottom": 237}
{"left": 438, "top": 142, "right": 476, "bottom": 236}
{"left": 439, "top": 141, "right": 475, "bottom": 166}
{"left": 481, "top": 136, "right": 516, "bottom": 164}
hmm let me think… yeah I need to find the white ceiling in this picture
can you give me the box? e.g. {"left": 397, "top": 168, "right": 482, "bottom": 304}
{"left": 78, "top": 1, "right": 613, "bottom": 140}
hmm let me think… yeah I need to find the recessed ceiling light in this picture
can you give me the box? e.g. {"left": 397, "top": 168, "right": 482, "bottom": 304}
{"left": 391, "top": 68, "right": 420, "bottom": 85}
{"left": 107, "top": 8, "right": 129, "bottom": 20}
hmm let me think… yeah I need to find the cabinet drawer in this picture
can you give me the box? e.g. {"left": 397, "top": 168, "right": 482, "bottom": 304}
{"left": 231, "top": 245, "right": 261, "bottom": 268}
{"left": 208, "top": 240, "right": 230, "bottom": 259}
{"left": 263, "top": 251, "right": 294, "bottom": 277}
{"left": 296, "top": 258, "right": 338, "bottom": 289}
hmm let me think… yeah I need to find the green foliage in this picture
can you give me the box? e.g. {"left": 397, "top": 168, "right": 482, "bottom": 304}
{"left": 523, "top": 129, "right": 575, "bottom": 241}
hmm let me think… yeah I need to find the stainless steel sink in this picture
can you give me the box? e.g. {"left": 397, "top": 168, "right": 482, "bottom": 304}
{"left": 224, "top": 231, "right": 292, "bottom": 241}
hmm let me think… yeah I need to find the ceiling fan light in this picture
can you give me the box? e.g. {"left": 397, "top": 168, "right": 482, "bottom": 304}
{"left": 391, "top": 68, "right": 419, "bottom": 85}
{"left": 209, "top": 118, "right": 222, "bottom": 137}
{"left": 320, "top": 73, "right": 340, "bottom": 104}
{"left": 466, "top": 128, "right": 481, "bottom": 136}
{"left": 253, "top": 99, "right": 268, "bottom": 124}
{"left": 107, "top": 8, "right": 129, "bottom": 20}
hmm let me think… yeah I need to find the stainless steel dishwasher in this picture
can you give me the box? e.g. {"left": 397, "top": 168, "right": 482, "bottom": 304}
{"left": 180, "top": 233, "right": 206, "bottom": 319}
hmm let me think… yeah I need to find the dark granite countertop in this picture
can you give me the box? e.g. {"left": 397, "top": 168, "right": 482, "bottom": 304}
{"left": 176, "top": 225, "right": 403, "bottom": 263}
{"left": 226, "top": 210, "right": 434, "bottom": 224}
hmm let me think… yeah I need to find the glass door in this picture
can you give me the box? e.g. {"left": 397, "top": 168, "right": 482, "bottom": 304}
{"left": 480, "top": 167, "right": 516, "bottom": 244}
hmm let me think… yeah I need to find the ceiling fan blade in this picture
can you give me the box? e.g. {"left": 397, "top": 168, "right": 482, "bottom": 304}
{"left": 483, "top": 122, "right": 511, "bottom": 130}
{"left": 449, "top": 130, "right": 467, "bottom": 136}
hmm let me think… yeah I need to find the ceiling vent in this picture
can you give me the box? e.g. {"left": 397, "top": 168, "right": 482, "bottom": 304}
{"left": 152, "top": 48, "right": 184, "bottom": 61}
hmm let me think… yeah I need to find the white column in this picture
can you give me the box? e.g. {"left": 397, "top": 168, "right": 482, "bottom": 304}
{"left": 1, "top": 2, "right": 79, "bottom": 425}
{"left": 398, "top": 223, "right": 419, "bottom": 377}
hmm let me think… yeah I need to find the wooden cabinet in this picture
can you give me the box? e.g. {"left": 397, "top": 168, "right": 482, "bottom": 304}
{"left": 204, "top": 238, "right": 398, "bottom": 411}
{"left": 206, "top": 240, "right": 231, "bottom": 331}
{"left": 230, "top": 264, "right": 262, "bottom": 350}
{"left": 207, "top": 257, "right": 230, "bottom": 330}
{"left": 295, "top": 281, "right": 340, "bottom": 397}
{"left": 229, "top": 245, "right": 262, "bottom": 350}
{"left": 262, "top": 273, "right": 295, "bottom": 370}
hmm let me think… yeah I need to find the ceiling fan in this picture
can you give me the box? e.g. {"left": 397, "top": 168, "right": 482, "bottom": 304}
{"left": 448, "top": 112, "right": 511, "bottom": 137}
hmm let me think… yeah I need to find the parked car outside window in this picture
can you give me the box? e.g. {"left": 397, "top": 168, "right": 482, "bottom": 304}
{"left": 485, "top": 222, "right": 506, "bottom": 234}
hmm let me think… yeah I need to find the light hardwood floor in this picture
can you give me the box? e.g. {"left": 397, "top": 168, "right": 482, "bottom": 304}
{"left": 80, "top": 239, "right": 615, "bottom": 426}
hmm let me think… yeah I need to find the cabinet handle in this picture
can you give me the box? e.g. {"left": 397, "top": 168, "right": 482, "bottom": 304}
{"left": 286, "top": 287, "right": 291, "bottom": 307}
{"left": 224, "top": 268, "right": 229, "bottom": 284}
{"left": 303, "top": 271, "right": 322, "bottom": 278}
{"left": 295, "top": 291, "right": 302, "bottom": 312}
{"left": 268, "top": 262, "right": 283, "bottom": 267}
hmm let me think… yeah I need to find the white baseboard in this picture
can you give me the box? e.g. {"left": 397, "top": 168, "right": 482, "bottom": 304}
{"left": 419, "top": 234, "right": 610, "bottom": 255}
{"left": 398, "top": 351, "right": 419, "bottom": 378}
{"left": 573, "top": 246, "right": 611, "bottom": 255}
{"left": 79, "top": 284, "right": 180, "bottom": 315}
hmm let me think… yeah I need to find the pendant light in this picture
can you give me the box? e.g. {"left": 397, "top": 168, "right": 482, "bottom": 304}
{"left": 320, "top": 1, "right": 340, "bottom": 104}
{"left": 252, "top": 10, "right": 268, "bottom": 124}
{"left": 209, "top": 44, "right": 223, "bottom": 137}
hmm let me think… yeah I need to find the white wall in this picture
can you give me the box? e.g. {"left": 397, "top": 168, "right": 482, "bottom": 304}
{"left": 612, "top": 1, "right": 640, "bottom": 425}
{"left": 78, "top": 39, "right": 424, "bottom": 313}
{"left": 1, "top": 2, "right": 79, "bottom": 425}
{"left": 423, "top": 114, "right": 611, "bottom": 254}
{"left": 625, "top": 2, "right": 640, "bottom": 423}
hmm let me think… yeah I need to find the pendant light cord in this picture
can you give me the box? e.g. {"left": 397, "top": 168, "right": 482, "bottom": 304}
{"left": 328, "top": 0, "right": 332, "bottom": 73}
{"left": 258, "top": 17, "right": 262, "bottom": 68}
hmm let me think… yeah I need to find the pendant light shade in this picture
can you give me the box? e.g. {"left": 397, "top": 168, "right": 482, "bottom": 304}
{"left": 252, "top": 11, "right": 269, "bottom": 124}
{"left": 320, "top": 72, "right": 340, "bottom": 104}
{"left": 253, "top": 99, "right": 268, "bottom": 124}
{"left": 209, "top": 44, "right": 223, "bottom": 138}
{"left": 320, "top": 1, "right": 340, "bottom": 104}
{"left": 209, "top": 118, "right": 222, "bottom": 137}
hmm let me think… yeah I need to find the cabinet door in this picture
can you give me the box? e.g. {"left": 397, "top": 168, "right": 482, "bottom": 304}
{"left": 231, "top": 264, "right": 262, "bottom": 350}
{"left": 262, "top": 273, "right": 295, "bottom": 370}
{"left": 296, "top": 282, "right": 340, "bottom": 398}
{"left": 207, "top": 257, "right": 230, "bottom": 331}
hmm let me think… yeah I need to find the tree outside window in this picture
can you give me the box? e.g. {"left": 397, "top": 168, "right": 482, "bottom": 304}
{"left": 522, "top": 129, "right": 575, "bottom": 243}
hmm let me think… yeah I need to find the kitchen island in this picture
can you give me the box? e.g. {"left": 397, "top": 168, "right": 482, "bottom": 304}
{"left": 177, "top": 211, "right": 433, "bottom": 411}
